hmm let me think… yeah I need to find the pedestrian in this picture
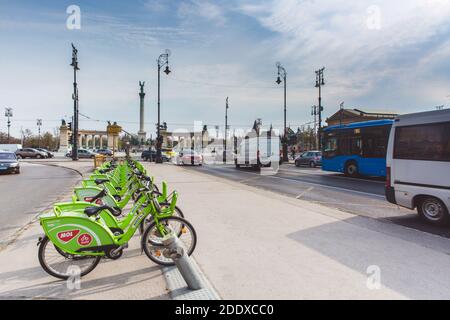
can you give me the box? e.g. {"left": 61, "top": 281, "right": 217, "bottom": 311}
{"left": 291, "top": 147, "right": 296, "bottom": 160}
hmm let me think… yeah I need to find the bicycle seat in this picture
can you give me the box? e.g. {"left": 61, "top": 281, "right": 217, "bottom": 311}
{"left": 84, "top": 205, "right": 121, "bottom": 217}
{"left": 84, "top": 206, "right": 105, "bottom": 217}
{"left": 95, "top": 178, "right": 110, "bottom": 185}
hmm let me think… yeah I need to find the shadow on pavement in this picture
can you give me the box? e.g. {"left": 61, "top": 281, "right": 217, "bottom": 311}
{"left": 0, "top": 265, "right": 168, "bottom": 300}
{"left": 287, "top": 216, "right": 450, "bottom": 299}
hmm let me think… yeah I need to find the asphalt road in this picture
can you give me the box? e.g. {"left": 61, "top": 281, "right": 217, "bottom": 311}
{"left": 0, "top": 163, "right": 79, "bottom": 242}
{"left": 185, "top": 163, "right": 450, "bottom": 239}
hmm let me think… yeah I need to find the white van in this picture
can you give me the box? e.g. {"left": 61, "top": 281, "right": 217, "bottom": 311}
{"left": 0, "top": 144, "right": 22, "bottom": 152}
{"left": 235, "top": 132, "right": 280, "bottom": 168}
{"left": 385, "top": 109, "right": 450, "bottom": 225}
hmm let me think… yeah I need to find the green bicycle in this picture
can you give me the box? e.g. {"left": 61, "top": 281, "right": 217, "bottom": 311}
{"left": 38, "top": 190, "right": 197, "bottom": 280}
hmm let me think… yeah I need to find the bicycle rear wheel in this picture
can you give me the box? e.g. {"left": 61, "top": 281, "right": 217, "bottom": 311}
{"left": 142, "top": 216, "right": 197, "bottom": 266}
{"left": 38, "top": 236, "right": 101, "bottom": 280}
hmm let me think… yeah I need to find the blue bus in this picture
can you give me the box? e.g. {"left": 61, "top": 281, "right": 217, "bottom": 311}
{"left": 322, "top": 119, "right": 393, "bottom": 177}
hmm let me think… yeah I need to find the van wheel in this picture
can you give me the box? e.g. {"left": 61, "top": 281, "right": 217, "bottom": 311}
{"left": 417, "top": 196, "right": 449, "bottom": 226}
{"left": 309, "top": 161, "right": 316, "bottom": 168}
{"left": 344, "top": 161, "right": 358, "bottom": 177}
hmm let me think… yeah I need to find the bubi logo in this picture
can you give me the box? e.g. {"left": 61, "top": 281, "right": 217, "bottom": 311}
{"left": 77, "top": 234, "right": 93, "bottom": 246}
{"left": 57, "top": 230, "right": 80, "bottom": 243}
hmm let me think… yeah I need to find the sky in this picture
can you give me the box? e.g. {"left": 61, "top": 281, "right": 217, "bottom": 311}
{"left": 1, "top": 0, "right": 450, "bottom": 138}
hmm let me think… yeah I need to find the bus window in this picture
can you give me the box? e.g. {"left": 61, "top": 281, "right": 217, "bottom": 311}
{"left": 394, "top": 121, "right": 450, "bottom": 161}
{"left": 323, "top": 136, "right": 337, "bottom": 158}
{"left": 362, "top": 126, "right": 389, "bottom": 158}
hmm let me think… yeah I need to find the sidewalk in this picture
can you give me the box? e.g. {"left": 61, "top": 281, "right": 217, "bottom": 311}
{"left": 146, "top": 163, "right": 450, "bottom": 299}
{"left": 0, "top": 160, "right": 170, "bottom": 300}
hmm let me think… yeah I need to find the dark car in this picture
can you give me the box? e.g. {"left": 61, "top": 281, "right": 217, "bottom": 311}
{"left": 295, "top": 151, "right": 322, "bottom": 168}
{"left": 36, "top": 148, "right": 54, "bottom": 158}
{"left": 141, "top": 149, "right": 169, "bottom": 162}
{"left": 96, "top": 149, "right": 113, "bottom": 156}
{"left": 0, "top": 152, "right": 20, "bottom": 174}
{"left": 15, "top": 148, "right": 47, "bottom": 159}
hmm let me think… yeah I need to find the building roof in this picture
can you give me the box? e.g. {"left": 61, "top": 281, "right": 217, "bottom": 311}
{"left": 326, "top": 108, "right": 398, "bottom": 123}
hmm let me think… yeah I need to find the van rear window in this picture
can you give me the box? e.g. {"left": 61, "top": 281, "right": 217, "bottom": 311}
{"left": 394, "top": 121, "right": 450, "bottom": 161}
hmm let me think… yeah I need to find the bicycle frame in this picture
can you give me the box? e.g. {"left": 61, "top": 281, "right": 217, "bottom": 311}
{"left": 40, "top": 191, "right": 178, "bottom": 257}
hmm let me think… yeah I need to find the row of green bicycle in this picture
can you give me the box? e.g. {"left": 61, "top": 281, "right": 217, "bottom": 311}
{"left": 37, "top": 158, "right": 197, "bottom": 279}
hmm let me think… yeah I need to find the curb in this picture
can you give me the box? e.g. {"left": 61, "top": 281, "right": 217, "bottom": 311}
{"left": 162, "top": 258, "right": 221, "bottom": 300}
{"left": 25, "top": 161, "right": 86, "bottom": 177}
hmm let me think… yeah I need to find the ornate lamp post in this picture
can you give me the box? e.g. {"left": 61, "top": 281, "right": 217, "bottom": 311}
{"left": 156, "top": 49, "right": 171, "bottom": 164}
{"left": 276, "top": 62, "right": 288, "bottom": 162}
{"left": 71, "top": 43, "right": 80, "bottom": 161}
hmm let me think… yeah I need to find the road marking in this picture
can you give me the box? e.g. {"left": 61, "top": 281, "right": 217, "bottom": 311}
{"left": 202, "top": 165, "right": 385, "bottom": 199}
{"left": 296, "top": 187, "right": 314, "bottom": 199}
{"left": 279, "top": 167, "right": 385, "bottom": 184}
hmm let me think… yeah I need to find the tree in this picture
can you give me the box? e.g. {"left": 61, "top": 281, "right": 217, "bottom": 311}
{"left": 0, "top": 132, "right": 20, "bottom": 144}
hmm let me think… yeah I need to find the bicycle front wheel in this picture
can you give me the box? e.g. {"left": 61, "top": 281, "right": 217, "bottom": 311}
{"left": 139, "top": 204, "right": 185, "bottom": 235}
{"left": 38, "top": 236, "right": 101, "bottom": 280}
{"left": 142, "top": 216, "right": 197, "bottom": 266}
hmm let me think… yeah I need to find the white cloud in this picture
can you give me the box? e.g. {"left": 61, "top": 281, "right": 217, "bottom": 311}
{"left": 178, "top": 0, "right": 227, "bottom": 26}
{"left": 239, "top": 0, "right": 450, "bottom": 107}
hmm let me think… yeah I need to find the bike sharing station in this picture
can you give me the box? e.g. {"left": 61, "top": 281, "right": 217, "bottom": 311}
{"left": 36, "top": 158, "right": 218, "bottom": 299}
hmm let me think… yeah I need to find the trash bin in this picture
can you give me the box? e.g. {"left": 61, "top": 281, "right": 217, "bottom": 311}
{"left": 94, "top": 154, "right": 106, "bottom": 168}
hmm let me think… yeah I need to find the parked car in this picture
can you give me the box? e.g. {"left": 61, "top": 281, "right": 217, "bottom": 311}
{"left": 95, "top": 149, "right": 113, "bottom": 156}
{"left": 0, "top": 152, "right": 20, "bottom": 174}
{"left": 385, "top": 109, "right": 450, "bottom": 225}
{"left": 36, "top": 148, "right": 54, "bottom": 158}
{"left": 65, "top": 148, "right": 97, "bottom": 159}
{"left": 141, "top": 149, "right": 169, "bottom": 162}
{"left": 176, "top": 150, "right": 203, "bottom": 166}
{"left": 295, "top": 151, "right": 322, "bottom": 168}
{"left": 15, "top": 148, "right": 47, "bottom": 159}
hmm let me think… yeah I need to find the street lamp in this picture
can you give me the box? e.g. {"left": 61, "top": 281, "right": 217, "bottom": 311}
{"left": 311, "top": 105, "right": 318, "bottom": 150}
{"left": 223, "top": 97, "right": 229, "bottom": 164}
{"left": 156, "top": 49, "right": 171, "bottom": 164}
{"left": 275, "top": 62, "right": 288, "bottom": 162}
{"left": 4, "top": 108, "right": 13, "bottom": 143}
{"left": 315, "top": 67, "right": 325, "bottom": 150}
{"left": 37, "top": 119, "right": 42, "bottom": 148}
{"left": 71, "top": 43, "right": 80, "bottom": 161}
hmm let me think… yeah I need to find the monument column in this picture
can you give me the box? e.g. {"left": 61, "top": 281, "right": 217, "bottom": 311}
{"left": 137, "top": 81, "right": 146, "bottom": 147}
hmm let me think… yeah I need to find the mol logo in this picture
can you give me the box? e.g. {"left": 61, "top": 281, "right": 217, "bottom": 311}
{"left": 57, "top": 230, "right": 80, "bottom": 243}
{"left": 77, "top": 233, "right": 93, "bottom": 246}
